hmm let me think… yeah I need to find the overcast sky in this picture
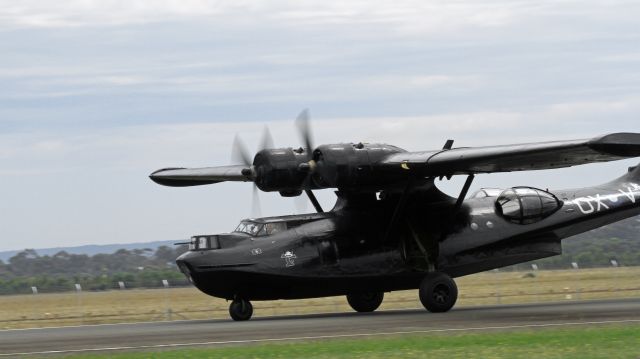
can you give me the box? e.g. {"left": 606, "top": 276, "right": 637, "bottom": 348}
{"left": 1, "top": 0, "right": 639, "bottom": 251}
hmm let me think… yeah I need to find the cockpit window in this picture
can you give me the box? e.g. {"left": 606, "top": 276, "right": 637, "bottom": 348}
{"left": 260, "top": 222, "right": 287, "bottom": 236}
{"left": 234, "top": 220, "right": 289, "bottom": 237}
{"left": 189, "top": 235, "right": 220, "bottom": 251}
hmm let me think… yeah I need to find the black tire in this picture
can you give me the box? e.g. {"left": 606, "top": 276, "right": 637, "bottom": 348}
{"left": 229, "top": 299, "right": 253, "bottom": 321}
{"left": 346, "top": 292, "right": 384, "bottom": 312}
{"left": 419, "top": 272, "right": 458, "bottom": 313}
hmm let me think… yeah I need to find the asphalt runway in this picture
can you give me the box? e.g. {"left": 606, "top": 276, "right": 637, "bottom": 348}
{"left": 1, "top": 298, "right": 640, "bottom": 356}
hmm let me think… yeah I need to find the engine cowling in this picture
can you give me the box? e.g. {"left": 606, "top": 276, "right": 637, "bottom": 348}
{"left": 252, "top": 143, "right": 406, "bottom": 193}
{"left": 253, "top": 147, "right": 311, "bottom": 192}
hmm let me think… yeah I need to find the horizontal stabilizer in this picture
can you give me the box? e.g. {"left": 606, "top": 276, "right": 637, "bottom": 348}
{"left": 149, "top": 165, "right": 251, "bottom": 187}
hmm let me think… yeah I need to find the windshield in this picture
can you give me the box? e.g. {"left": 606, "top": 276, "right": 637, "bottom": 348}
{"left": 234, "top": 221, "right": 264, "bottom": 236}
{"left": 233, "top": 220, "right": 289, "bottom": 236}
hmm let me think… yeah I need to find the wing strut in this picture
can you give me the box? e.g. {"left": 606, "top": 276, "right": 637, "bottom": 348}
{"left": 454, "top": 174, "right": 475, "bottom": 212}
{"left": 305, "top": 190, "right": 324, "bottom": 213}
{"left": 383, "top": 178, "right": 413, "bottom": 243}
{"left": 441, "top": 174, "right": 475, "bottom": 240}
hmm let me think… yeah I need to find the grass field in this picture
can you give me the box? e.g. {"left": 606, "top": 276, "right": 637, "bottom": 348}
{"left": 1, "top": 267, "right": 638, "bottom": 329}
{"left": 64, "top": 324, "right": 640, "bottom": 359}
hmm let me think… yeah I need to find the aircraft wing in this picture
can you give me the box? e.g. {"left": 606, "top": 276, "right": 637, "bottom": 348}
{"left": 381, "top": 133, "right": 640, "bottom": 176}
{"left": 150, "top": 165, "right": 250, "bottom": 187}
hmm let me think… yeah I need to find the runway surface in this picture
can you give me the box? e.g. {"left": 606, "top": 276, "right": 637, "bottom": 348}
{"left": 1, "top": 298, "right": 639, "bottom": 356}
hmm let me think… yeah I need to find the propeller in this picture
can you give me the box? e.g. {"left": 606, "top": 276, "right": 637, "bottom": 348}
{"left": 294, "top": 109, "right": 324, "bottom": 213}
{"left": 231, "top": 126, "right": 275, "bottom": 218}
{"left": 295, "top": 109, "right": 318, "bottom": 178}
{"left": 150, "top": 109, "right": 325, "bottom": 213}
{"left": 259, "top": 125, "right": 274, "bottom": 152}
{"left": 295, "top": 109, "right": 314, "bottom": 156}
{"left": 231, "top": 135, "right": 252, "bottom": 167}
{"left": 251, "top": 185, "right": 262, "bottom": 218}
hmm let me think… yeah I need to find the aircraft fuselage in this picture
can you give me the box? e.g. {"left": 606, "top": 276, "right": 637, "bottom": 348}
{"left": 176, "top": 168, "right": 640, "bottom": 301}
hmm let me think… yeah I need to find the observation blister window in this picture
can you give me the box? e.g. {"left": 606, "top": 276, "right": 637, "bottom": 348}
{"left": 496, "top": 187, "right": 562, "bottom": 224}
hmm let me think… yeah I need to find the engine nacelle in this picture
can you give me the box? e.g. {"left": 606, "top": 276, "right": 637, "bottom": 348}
{"left": 312, "top": 143, "right": 405, "bottom": 189}
{"left": 311, "top": 143, "right": 406, "bottom": 190}
{"left": 252, "top": 143, "right": 406, "bottom": 193}
{"left": 253, "top": 147, "right": 310, "bottom": 192}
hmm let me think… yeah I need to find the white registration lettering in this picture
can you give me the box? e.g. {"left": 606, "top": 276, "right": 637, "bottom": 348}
{"left": 575, "top": 198, "right": 595, "bottom": 214}
{"left": 573, "top": 184, "right": 639, "bottom": 215}
{"left": 588, "top": 194, "right": 610, "bottom": 211}
{"left": 618, "top": 187, "right": 636, "bottom": 204}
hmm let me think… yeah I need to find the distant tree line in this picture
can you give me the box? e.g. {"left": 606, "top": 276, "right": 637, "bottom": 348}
{"left": 510, "top": 215, "right": 640, "bottom": 270}
{"left": 0, "top": 215, "right": 638, "bottom": 295}
{"left": 510, "top": 236, "right": 640, "bottom": 271}
{"left": 0, "top": 246, "right": 188, "bottom": 295}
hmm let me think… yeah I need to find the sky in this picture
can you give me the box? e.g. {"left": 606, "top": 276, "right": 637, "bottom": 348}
{"left": 0, "top": 0, "right": 639, "bottom": 251}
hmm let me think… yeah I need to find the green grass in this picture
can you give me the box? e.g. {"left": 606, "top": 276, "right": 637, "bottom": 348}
{"left": 68, "top": 324, "right": 640, "bottom": 359}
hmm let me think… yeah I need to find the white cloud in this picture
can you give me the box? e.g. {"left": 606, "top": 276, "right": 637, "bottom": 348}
{"left": 4, "top": 96, "right": 637, "bottom": 176}
{"left": 358, "top": 75, "right": 483, "bottom": 92}
{"left": 596, "top": 53, "right": 640, "bottom": 63}
{"left": 0, "top": 1, "right": 225, "bottom": 28}
{"left": 0, "top": 0, "right": 542, "bottom": 33}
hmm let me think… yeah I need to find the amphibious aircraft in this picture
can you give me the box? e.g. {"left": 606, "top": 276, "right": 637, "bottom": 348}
{"left": 150, "top": 111, "right": 640, "bottom": 321}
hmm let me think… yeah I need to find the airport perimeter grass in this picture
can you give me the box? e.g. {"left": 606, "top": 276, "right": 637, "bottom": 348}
{"left": 1, "top": 267, "right": 639, "bottom": 329}
{"left": 69, "top": 324, "right": 640, "bottom": 359}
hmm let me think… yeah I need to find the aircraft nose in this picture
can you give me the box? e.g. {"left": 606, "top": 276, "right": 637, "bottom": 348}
{"left": 176, "top": 257, "right": 193, "bottom": 282}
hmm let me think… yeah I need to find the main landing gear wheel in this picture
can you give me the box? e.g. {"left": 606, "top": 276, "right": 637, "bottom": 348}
{"left": 229, "top": 298, "right": 253, "bottom": 321}
{"left": 346, "top": 292, "right": 384, "bottom": 312}
{"left": 419, "top": 272, "right": 458, "bottom": 313}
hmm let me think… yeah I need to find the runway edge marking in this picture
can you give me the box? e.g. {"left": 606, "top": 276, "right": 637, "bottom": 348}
{"left": 2, "top": 319, "right": 640, "bottom": 357}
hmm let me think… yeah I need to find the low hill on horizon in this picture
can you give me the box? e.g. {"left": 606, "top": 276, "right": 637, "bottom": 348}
{"left": 0, "top": 240, "right": 177, "bottom": 262}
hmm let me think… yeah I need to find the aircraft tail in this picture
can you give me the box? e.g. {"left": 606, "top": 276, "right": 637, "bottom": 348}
{"left": 626, "top": 163, "right": 640, "bottom": 181}
{"left": 606, "top": 162, "right": 640, "bottom": 187}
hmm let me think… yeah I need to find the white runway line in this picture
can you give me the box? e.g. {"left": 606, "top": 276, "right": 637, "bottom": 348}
{"left": 2, "top": 319, "right": 640, "bottom": 357}
{"left": 0, "top": 307, "right": 424, "bottom": 332}
{"left": 0, "top": 318, "right": 198, "bottom": 332}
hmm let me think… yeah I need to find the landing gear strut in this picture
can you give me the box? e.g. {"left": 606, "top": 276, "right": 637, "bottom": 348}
{"left": 346, "top": 292, "right": 384, "bottom": 312}
{"left": 419, "top": 272, "right": 458, "bottom": 313}
{"left": 229, "top": 298, "right": 253, "bottom": 321}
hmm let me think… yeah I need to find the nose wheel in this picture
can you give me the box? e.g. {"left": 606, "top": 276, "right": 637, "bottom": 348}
{"left": 419, "top": 272, "right": 458, "bottom": 313}
{"left": 229, "top": 298, "right": 253, "bottom": 321}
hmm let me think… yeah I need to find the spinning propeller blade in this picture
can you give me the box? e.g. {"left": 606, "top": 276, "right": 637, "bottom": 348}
{"left": 235, "top": 126, "right": 275, "bottom": 217}
{"left": 295, "top": 109, "right": 314, "bottom": 157}
{"left": 252, "top": 184, "right": 262, "bottom": 218}
{"left": 150, "top": 109, "right": 324, "bottom": 215}
{"left": 231, "top": 135, "right": 252, "bottom": 167}
{"left": 259, "top": 125, "right": 274, "bottom": 152}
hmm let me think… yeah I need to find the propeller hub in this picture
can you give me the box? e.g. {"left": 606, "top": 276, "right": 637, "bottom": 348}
{"left": 241, "top": 167, "right": 254, "bottom": 177}
{"left": 297, "top": 160, "right": 316, "bottom": 173}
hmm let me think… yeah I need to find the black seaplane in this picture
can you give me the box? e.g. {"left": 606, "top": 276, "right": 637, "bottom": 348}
{"left": 150, "top": 111, "right": 640, "bottom": 321}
